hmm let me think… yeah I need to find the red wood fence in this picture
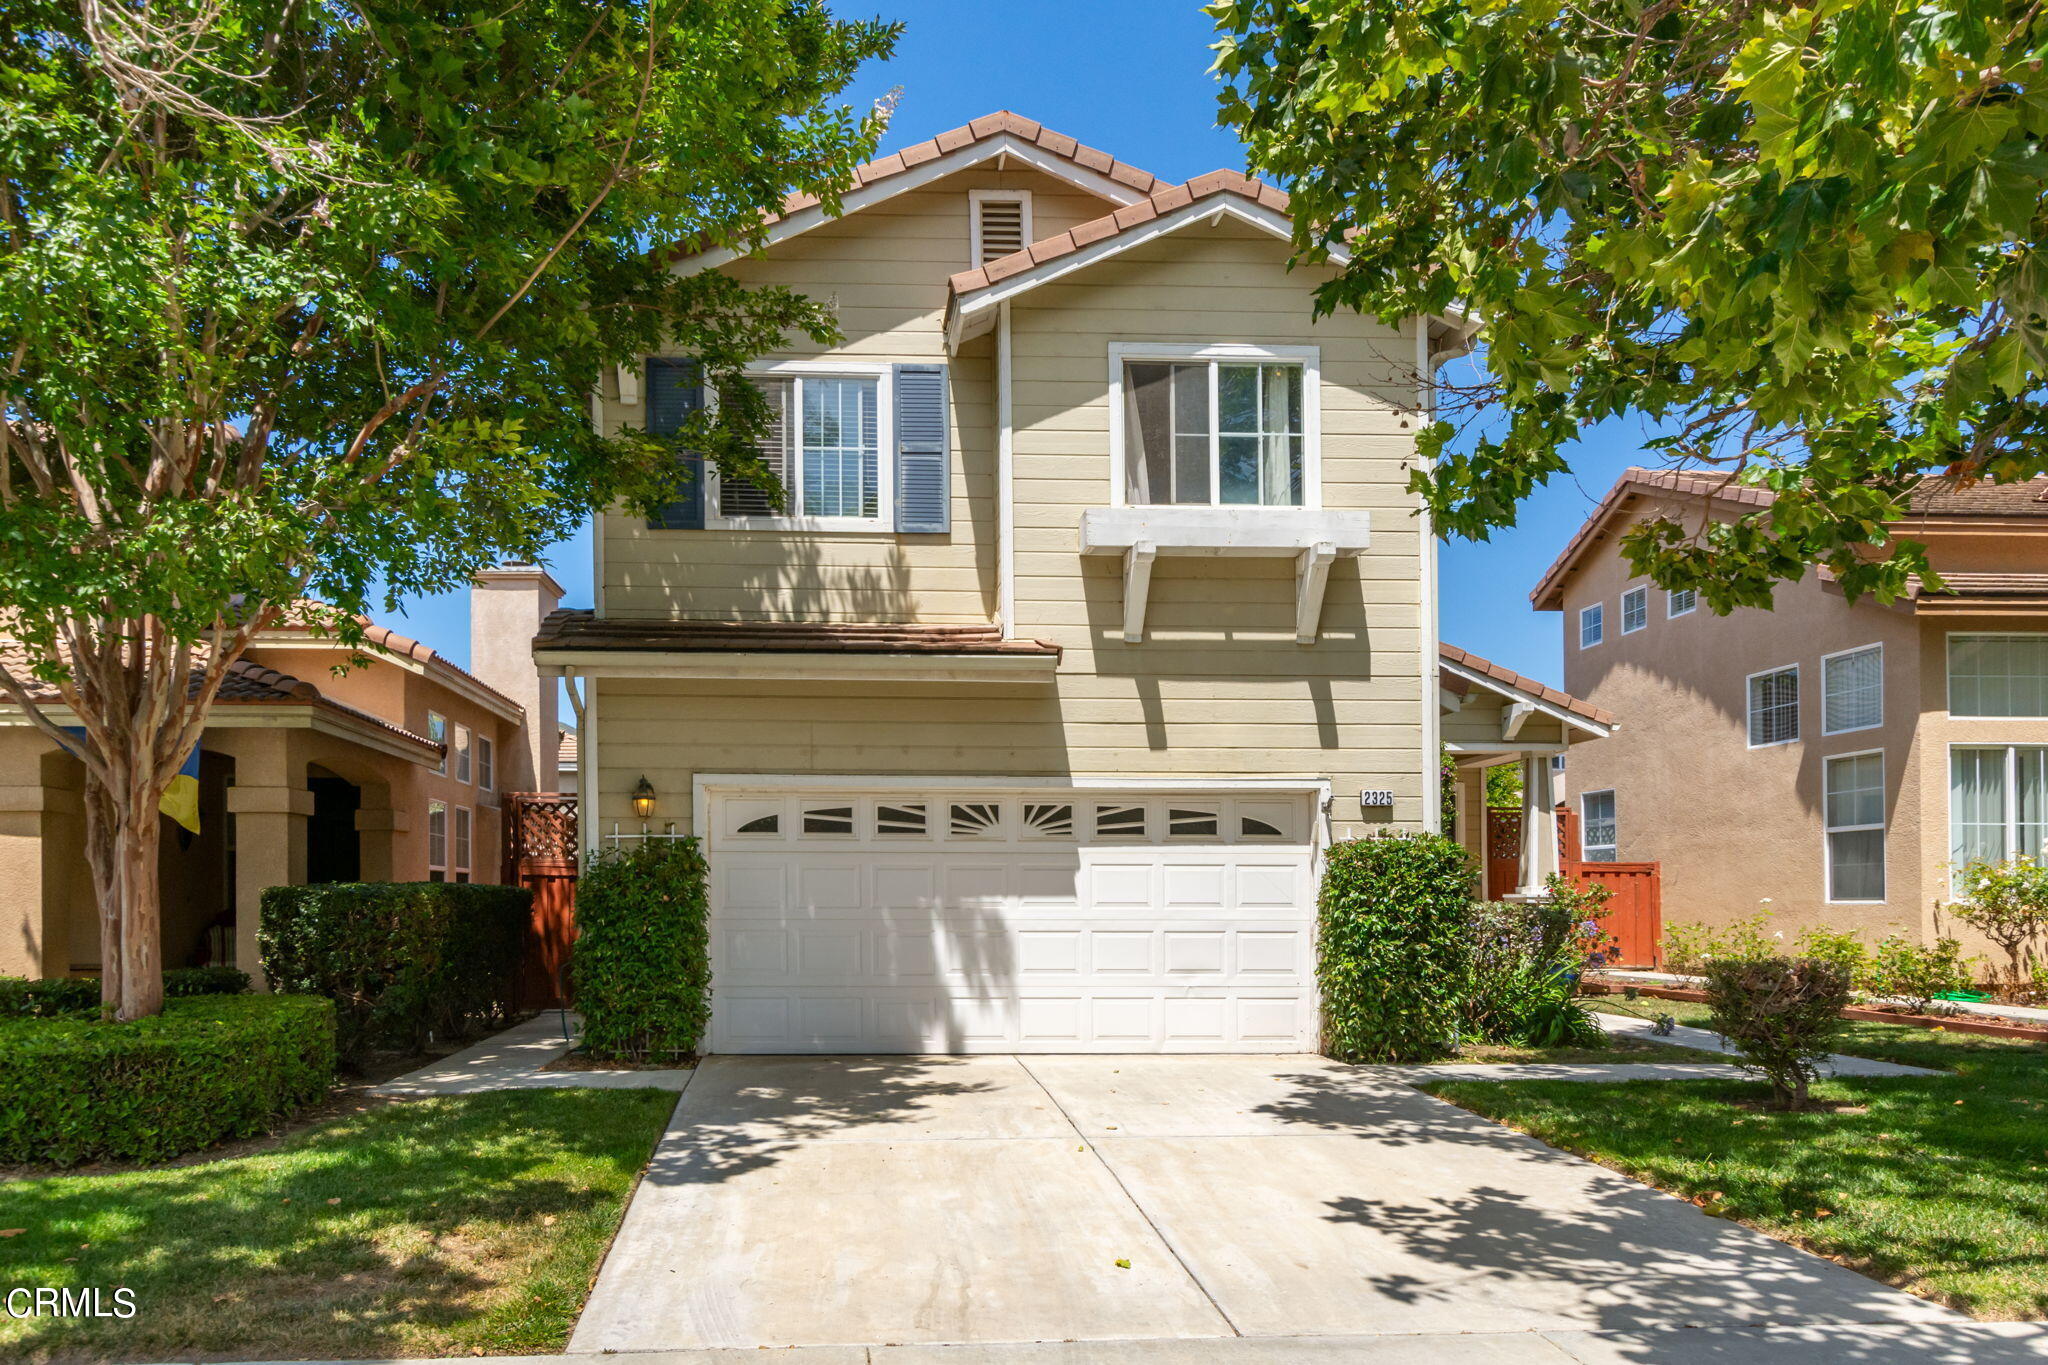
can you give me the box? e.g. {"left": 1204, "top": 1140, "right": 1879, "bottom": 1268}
{"left": 504, "top": 793, "right": 578, "bottom": 1009}
{"left": 1484, "top": 806, "right": 1662, "bottom": 968}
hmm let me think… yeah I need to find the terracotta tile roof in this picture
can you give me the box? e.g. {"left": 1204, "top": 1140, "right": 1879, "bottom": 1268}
{"left": 0, "top": 645, "right": 441, "bottom": 754}
{"left": 534, "top": 610, "right": 1061, "bottom": 659}
{"left": 1905, "top": 475, "right": 2048, "bottom": 517}
{"left": 1440, "top": 642, "right": 1615, "bottom": 729}
{"left": 557, "top": 730, "right": 577, "bottom": 768}
{"left": 671, "top": 111, "right": 1166, "bottom": 264}
{"left": 1530, "top": 468, "right": 1773, "bottom": 611}
{"left": 267, "top": 607, "right": 521, "bottom": 716}
{"left": 948, "top": 169, "right": 1294, "bottom": 296}
{"left": 1908, "top": 572, "right": 2048, "bottom": 612}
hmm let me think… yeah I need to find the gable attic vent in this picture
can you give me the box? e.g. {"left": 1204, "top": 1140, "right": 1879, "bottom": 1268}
{"left": 971, "top": 192, "right": 1032, "bottom": 266}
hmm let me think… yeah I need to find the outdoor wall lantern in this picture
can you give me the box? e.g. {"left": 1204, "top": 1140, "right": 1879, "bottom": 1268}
{"left": 631, "top": 776, "right": 657, "bottom": 819}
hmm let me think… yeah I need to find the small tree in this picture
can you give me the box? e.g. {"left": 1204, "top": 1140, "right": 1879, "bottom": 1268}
{"left": 1865, "top": 934, "right": 1978, "bottom": 1015}
{"left": 1703, "top": 956, "right": 1853, "bottom": 1111}
{"left": 1, "top": 0, "right": 896, "bottom": 1018}
{"left": 1946, "top": 858, "right": 2048, "bottom": 996}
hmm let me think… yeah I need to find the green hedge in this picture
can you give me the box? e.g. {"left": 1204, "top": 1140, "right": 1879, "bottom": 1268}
{"left": 573, "top": 839, "right": 710, "bottom": 1063}
{"left": 0, "top": 995, "right": 336, "bottom": 1165}
{"left": 1317, "top": 832, "right": 1475, "bottom": 1062}
{"left": 259, "top": 882, "right": 529, "bottom": 1063}
{"left": 0, "top": 965, "right": 250, "bottom": 1018}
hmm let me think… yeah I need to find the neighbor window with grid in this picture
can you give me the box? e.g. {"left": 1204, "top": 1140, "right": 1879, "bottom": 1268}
{"left": 476, "top": 735, "right": 494, "bottom": 794}
{"left": 1950, "top": 745, "right": 2048, "bottom": 872}
{"left": 1948, "top": 634, "right": 2048, "bottom": 717}
{"left": 1122, "top": 359, "right": 1305, "bottom": 506}
{"left": 427, "top": 800, "right": 448, "bottom": 882}
{"left": 1581, "top": 791, "right": 1617, "bottom": 862}
{"left": 1824, "top": 752, "right": 1886, "bottom": 902}
{"left": 1579, "top": 603, "right": 1604, "bottom": 649}
{"left": 715, "top": 373, "right": 883, "bottom": 526}
{"left": 1822, "top": 644, "right": 1883, "bottom": 735}
{"left": 452, "top": 806, "right": 472, "bottom": 884}
{"left": 1621, "top": 586, "right": 1648, "bottom": 634}
{"left": 1748, "top": 665, "right": 1800, "bottom": 746}
{"left": 428, "top": 712, "right": 448, "bottom": 775}
{"left": 453, "top": 723, "right": 472, "bottom": 783}
{"left": 1668, "top": 587, "right": 1696, "bottom": 617}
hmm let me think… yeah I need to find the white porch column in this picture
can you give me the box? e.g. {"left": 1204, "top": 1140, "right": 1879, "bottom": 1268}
{"left": 1514, "top": 753, "right": 1560, "bottom": 898}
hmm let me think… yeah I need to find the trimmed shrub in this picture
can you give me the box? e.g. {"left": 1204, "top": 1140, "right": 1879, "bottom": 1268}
{"left": 574, "top": 839, "right": 711, "bottom": 1062}
{"left": 1794, "top": 925, "right": 1870, "bottom": 986}
{"left": 1317, "top": 832, "right": 1474, "bottom": 1063}
{"left": 0, "top": 995, "right": 336, "bottom": 1165}
{"left": 0, "top": 965, "right": 249, "bottom": 1018}
{"left": 1661, "top": 911, "right": 1777, "bottom": 974}
{"left": 1865, "top": 934, "right": 1976, "bottom": 1014}
{"left": 259, "top": 882, "right": 529, "bottom": 1063}
{"left": 1703, "top": 955, "right": 1852, "bottom": 1110}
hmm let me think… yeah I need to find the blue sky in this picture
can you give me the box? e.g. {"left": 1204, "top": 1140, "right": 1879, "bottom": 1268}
{"left": 383, "top": 0, "right": 1655, "bottom": 688}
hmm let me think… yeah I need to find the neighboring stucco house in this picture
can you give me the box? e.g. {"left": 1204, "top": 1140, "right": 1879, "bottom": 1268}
{"left": 538, "top": 111, "right": 1609, "bottom": 1054}
{"left": 0, "top": 565, "right": 559, "bottom": 983}
{"left": 1536, "top": 465, "right": 2048, "bottom": 947}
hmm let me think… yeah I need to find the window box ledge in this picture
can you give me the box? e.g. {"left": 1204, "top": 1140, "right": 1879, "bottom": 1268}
{"left": 1077, "top": 506, "right": 1371, "bottom": 644}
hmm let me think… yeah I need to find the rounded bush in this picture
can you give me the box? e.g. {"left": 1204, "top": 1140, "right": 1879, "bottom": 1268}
{"left": 1703, "top": 954, "right": 1853, "bottom": 1110}
{"left": 0, "top": 995, "right": 337, "bottom": 1165}
{"left": 1318, "top": 832, "right": 1475, "bottom": 1062}
{"left": 573, "top": 839, "right": 710, "bottom": 1063}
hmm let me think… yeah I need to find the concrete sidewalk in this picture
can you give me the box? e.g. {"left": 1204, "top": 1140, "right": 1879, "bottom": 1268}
{"left": 1589, "top": 1011, "right": 1943, "bottom": 1077}
{"left": 371, "top": 1013, "right": 694, "bottom": 1097}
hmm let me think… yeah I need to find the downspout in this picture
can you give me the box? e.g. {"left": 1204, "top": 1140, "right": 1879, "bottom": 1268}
{"left": 997, "top": 299, "right": 1016, "bottom": 638}
{"left": 1416, "top": 318, "right": 1443, "bottom": 834}
{"left": 563, "top": 669, "right": 593, "bottom": 867}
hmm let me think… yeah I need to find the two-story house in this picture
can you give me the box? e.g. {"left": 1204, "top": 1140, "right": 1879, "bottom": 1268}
{"left": 538, "top": 112, "right": 1608, "bottom": 1054}
{"left": 1537, "top": 465, "right": 2048, "bottom": 949}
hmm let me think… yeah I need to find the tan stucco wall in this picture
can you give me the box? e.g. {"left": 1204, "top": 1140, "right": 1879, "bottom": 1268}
{"left": 583, "top": 172, "right": 1434, "bottom": 837}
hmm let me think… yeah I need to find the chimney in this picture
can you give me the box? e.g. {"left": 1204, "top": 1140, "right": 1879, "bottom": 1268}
{"left": 469, "top": 562, "right": 565, "bottom": 793}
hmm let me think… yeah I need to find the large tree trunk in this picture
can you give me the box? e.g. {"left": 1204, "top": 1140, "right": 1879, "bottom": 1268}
{"left": 81, "top": 763, "right": 165, "bottom": 1022}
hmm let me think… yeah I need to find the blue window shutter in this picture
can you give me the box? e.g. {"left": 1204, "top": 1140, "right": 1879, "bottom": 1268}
{"left": 646, "top": 358, "right": 705, "bottom": 530}
{"left": 894, "top": 363, "right": 950, "bottom": 534}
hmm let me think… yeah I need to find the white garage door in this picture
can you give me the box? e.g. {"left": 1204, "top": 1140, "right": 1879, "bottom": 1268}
{"left": 705, "top": 787, "right": 1319, "bottom": 1053}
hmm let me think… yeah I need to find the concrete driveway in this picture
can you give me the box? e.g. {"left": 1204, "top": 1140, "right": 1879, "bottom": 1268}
{"left": 568, "top": 1054, "right": 1955, "bottom": 1355}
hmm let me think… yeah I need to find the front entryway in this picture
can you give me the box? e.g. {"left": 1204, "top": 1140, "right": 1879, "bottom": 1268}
{"left": 703, "top": 786, "right": 1319, "bottom": 1053}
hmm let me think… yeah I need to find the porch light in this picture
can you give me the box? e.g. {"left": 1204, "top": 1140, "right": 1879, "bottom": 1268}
{"left": 631, "top": 776, "right": 657, "bottom": 819}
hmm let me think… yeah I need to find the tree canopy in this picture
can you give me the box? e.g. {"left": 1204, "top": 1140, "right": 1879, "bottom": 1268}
{"left": 0, "top": 0, "right": 894, "bottom": 1015}
{"left": 1212, "top": 0, "right": 2048, "bottom": 609}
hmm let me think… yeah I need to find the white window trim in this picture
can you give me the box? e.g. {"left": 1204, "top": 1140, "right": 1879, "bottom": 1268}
{"left": 428, "top": 711, "right": 448, "bottom": 775}
{"left": 476, "top": 735, "right": 495, "bottom": 795}
{"left": 453, "top": 804, "right": 473, "bottom": 882}
{"left": 1620, "top": 585, "right": 1649, "bottom": 634}
{"left": 453, "top": 722, "right": 473, "bottom": 784}
{"left": 1821, "top": 642, "right": 1885, "bottom": 737}
{"left": 1822, "top": 747, "right": 1887, "bottom": 905}
{"left": 705, "top": 359, "right": 896, "bottom": 532}
{"left": 1105, "top": 342, "right": 1323, "bottom": 511}
{"left": 1745, "top": 662, "right": 1800, "bottom": 749}
{"left": 427, "top": 798, "right": 448, "bottom": 876}
{"left": 1580, "top": 789, "right": 1617, "bottom": 861}
{"left": 1945, "top": 740, "right": 2048, "bottom": 894}
{"left": 1946, "top": 630, "right": 2048, "bottom": 718}
{"left": 1579, "top": 602, "right": 1604, "bottom": 649}
{"left": 968, "top": 187, "right": 1033, "bottom": 264}
{"left": 1667, "top": 587, "right": 1697, "bottom": 618}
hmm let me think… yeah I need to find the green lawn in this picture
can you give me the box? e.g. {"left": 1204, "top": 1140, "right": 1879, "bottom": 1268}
{"left": 1428, "top": 1001, "right": 2048, "bottom": 1320}
{"left": 0, "top": 1087, "right": 676, "bottom": 1361}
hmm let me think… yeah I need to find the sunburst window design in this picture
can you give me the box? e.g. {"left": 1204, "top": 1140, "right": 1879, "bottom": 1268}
{"left": 876, "top": 803, "right": 928, "bottom": 836}
{"left": 801, "top": 805, "right": 855, "bottom": 835}
{"left": 1240, "top": 814, "right": 1285, "bottom": 838}
{"left": 949, "top": 802, "right": 1003, "bottom": 837}
{"left": 1168, "top": 806, "right": 1219, "bottom": 837}
{"left": 1021, "top": 803, "right": 1073, "bottom": 837}
{"left": 736, "top": 813, "right": 780, "bottom": 835}
{"left": 1093, "top": 804, "right": 1146, "bottom": 837}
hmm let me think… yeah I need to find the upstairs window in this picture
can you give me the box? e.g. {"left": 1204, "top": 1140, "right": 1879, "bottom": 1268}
{"left": 1747, "top": 664, "right": 1800, "bottom": 747}
{"left": 476, "top": 735, "right": 495, "bottom": 794}
{"left": 1824, "top": 752, "right": 1886, "bottom": 902}
{"left": 1621, "top": 586, "right": 1649, "bottom": 634}
{"left": 428, "top": 712, "right": 448, "bottom": 775}
{"left": 1949, "top": 633, "right": 2048, "bottom": 717}
{"left": 1119, "top": 348, "right": 1313, "bottom": 508}
{"left": 714, "top": 371, "right": 886, "bottom": 528}
{"left": 453, "top": 723, "right": 472, "bottom": 783}
{"left": 1579, "top": 603, "right": 1604, "bottom": 649}
{"left": 1668, "top": 587, "right": 1697, "bottom": 617}
{"left": 969, "top": 190, "right": 1032, "bottom": 264}
{"left": 1822, "top": 644, "right": 1883, "bottom": 735}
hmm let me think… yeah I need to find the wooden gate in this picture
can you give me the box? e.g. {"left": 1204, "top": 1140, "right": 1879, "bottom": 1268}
{"left": 1486, "top": 805, "right": 1662, "bottom": 968}
{"left": 504, "top": 793, "right": 577, "bottom": 1009}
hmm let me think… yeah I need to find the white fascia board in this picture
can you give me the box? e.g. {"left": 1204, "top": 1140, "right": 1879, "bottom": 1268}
{"left": 693, "top": 773, "right": 1334, "bottom": 795}
{"left": 672, "top": 134, "right": 1146, "bottom": 279}
{"left": 1438, "top": 657, "right": 1612, "bottom": 739}
{"left": 531, "top": 649, "right": 1058, "bottom": 685}
{"left": 948, "top": 198, "right": 1344, "bottom": 350}
{"left": 1079, "top": 506, "right": 1370, "bottom": 556}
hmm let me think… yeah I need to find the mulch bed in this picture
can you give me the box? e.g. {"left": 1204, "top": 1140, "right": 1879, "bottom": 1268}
{"left": 1582, "top": 978, "right": 2048, "bottom": 1042}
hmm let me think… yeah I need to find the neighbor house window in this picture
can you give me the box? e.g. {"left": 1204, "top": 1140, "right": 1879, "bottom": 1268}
{"left": 1621, "top": 586, "right": 1649, "bottom": 634}
{"left": 1824, "top": 751, "right": 1886, "bottom": 902}
{"left": 476, "top": 735, "right": 494, "bottom": 794}
{"left": 453, "top": 806, "right": 472, "bottom": 884}
{"left": 427, "top": 799, "right": 448, "bottom": 881}
{"left": 1668, "top": 587, "right": 1696, "bottom": 617}
{"left": 1747, "top": 665, "right": 1800, "bottom": 746}
{"left": 1950, "top": 745, "right": 2048, "bottom": 871}
{"left": 1579, "top": 603, "right": 1604, "bottom": 649}
{"left": 1948, "top": 633, "right": 2048, "bottom": 717}
{"left": 714, "top": 371, "right": 885, "bottom": 526}
{"left": 1581, "top": 790, "right": 1617, "bottom": 862}
{"left": 453, "top": 723, "right": 472, "bottom": 783}
{"left": 1822, "top": 644, "right": 1883, "bottom": 736}
{"left": 1120, "top": 353, "right": 1308, "bottom": 507}
{"left": 428, "top": 712, "right": 448, "bottom": 775}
